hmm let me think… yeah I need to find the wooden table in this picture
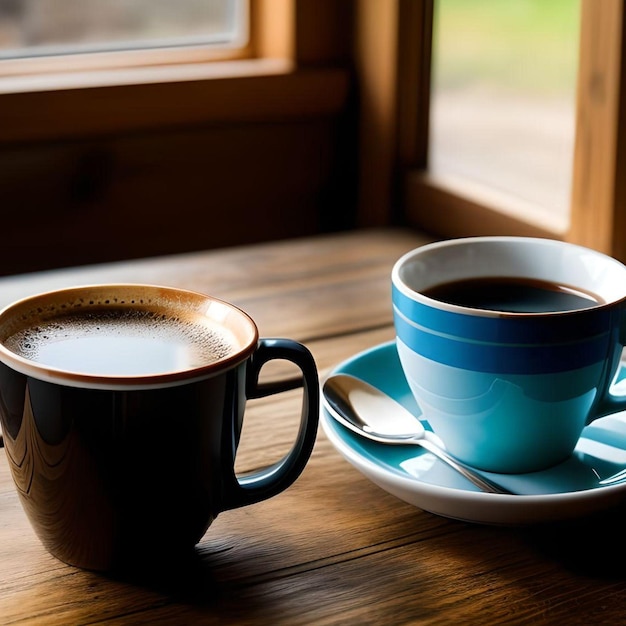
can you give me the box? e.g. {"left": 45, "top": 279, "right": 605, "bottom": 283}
{"left": 2, "top": 228, "right": 626, "bottom": 625}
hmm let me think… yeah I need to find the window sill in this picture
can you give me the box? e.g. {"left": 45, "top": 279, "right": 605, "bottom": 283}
{"left": 0, "top": 58, "right": 350, "bottom": 142}
{"left": 405, "top": 171, "right": 569, "bottom": 239}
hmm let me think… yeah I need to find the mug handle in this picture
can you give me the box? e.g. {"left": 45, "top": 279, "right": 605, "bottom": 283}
{"left": 221, "top": 338, "right": 319, "bottom": 510}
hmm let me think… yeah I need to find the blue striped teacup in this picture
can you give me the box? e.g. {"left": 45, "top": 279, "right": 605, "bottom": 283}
{"left": 392, "top": 237, "right": 626, "bottom": 474}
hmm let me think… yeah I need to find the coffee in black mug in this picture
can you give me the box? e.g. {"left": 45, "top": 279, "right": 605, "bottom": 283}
{"left": 0, "top": 284, "right": 319, "bottom": 571}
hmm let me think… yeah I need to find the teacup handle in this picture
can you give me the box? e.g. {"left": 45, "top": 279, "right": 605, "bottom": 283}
{"left": 593, "top": 358, "right": 626, "bottom": 419}
{"left": 221, "top": 338, "right": 319, "bottom": 510}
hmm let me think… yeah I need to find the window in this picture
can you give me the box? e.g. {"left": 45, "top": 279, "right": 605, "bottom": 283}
{"left": 0, "top": 1, "right": 352, "bottom": 274}
{"left": 0, "top": 1, "right": 349, "bottom": 141}
{"left": 410, "top": 0, "right": 626, "bottom": 259}
{"left": 429, "top": 0, "right": 580, "bottom": 232}
{"left": 0, "top": 0, "right": 247, "bottom": 59}
{"left": 354, "top": 0, "right": 626, "bottom": 262}
{"left": 0, "top": 0, "right": 250, "bottom": 75}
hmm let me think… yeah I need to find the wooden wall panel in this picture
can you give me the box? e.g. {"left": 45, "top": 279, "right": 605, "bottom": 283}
{"left": 0, "top": 117, "right": 356, "bottom": 275}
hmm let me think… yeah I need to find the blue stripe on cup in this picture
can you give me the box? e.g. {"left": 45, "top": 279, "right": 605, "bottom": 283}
{"left": 393, "top": 308, "right": 611, "bottom": 374}
{"left": 392, "top": 285, "right": 614, "bottom": 344}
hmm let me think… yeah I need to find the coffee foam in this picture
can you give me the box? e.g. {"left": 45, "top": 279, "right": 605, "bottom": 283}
{"left": 5, "top": 308, "right": 235, "bottom": 373}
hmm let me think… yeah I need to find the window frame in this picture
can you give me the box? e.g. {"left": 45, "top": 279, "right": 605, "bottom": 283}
{"left": 355, "top": 0, "right": 626, "bottom": 261}
{"left": 0, "top": 0, "right": 350, "bottom": 143}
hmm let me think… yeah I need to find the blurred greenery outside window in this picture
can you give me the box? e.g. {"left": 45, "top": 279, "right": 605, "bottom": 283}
{"left": 430, "top": 0, "right": 581, "bottom": 229}
{"left": 0, "top": 0, "right": 248, "bottom": 61}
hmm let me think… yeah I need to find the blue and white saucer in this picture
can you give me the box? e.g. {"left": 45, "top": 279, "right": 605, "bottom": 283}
{"left": 321, "top": 341, "right": 626, "bottom": 525}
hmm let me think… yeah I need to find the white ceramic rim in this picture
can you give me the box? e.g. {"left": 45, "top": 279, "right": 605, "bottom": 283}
{"left": 392, "top": 236, "right": 626, "bottom": 318}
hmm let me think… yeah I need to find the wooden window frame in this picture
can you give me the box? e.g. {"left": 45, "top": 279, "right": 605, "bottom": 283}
{"left": 355, "top": 0, "right": 626, "bottom": 261}
{"left": 0, "top": 0, "right": 350, "bottom": 144}
{"left": 0, "top": 0, "right": 355, "bottom": 276}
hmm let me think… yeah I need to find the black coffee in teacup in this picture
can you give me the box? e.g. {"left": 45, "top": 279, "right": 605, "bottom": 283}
{"left": 422, "top": 276, "right": 603, "bottom": 313}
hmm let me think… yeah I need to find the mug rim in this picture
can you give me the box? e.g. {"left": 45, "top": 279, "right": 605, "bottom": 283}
{"left": 392, "top": 236, "right": 626, "bottom": 318}
{"left": 0, "top": 283, "right": 259, "bottom": 390}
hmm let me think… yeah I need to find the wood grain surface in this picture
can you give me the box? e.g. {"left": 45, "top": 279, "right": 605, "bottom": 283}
{"left": 2, "top": 228, "right": 626, "bottom": 625}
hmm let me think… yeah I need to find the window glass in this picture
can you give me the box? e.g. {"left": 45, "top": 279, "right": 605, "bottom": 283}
{"left": 429, "top": 0, "right": 581, "bottom": 223}
{"left": 0, "top": 0, "right": 247, "bottom": 58}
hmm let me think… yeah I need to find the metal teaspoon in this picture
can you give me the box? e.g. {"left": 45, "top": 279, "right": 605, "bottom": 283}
{"left": 322, "top": 373, "right": 512, "bottom": 495}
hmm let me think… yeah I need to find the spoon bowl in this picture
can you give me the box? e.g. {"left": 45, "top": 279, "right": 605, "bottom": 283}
{"left": 322, "top": 374, "right": 512, "bottom": 495}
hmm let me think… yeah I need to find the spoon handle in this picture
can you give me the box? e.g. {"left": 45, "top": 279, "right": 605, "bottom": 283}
{"left": 416, "top": 438, "right": 511, "bottom": 495}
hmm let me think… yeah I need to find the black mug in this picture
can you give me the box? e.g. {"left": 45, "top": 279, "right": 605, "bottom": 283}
{"left": 0, "top": 284, "right": 319, "bottom": 571}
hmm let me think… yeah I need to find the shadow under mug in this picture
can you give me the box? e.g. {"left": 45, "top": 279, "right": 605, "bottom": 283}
{"left": 392, "top": 237, "right": 626, "bottom": 474}
{"left": 0, "top": 284, "right": 319, "bottom": 571}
